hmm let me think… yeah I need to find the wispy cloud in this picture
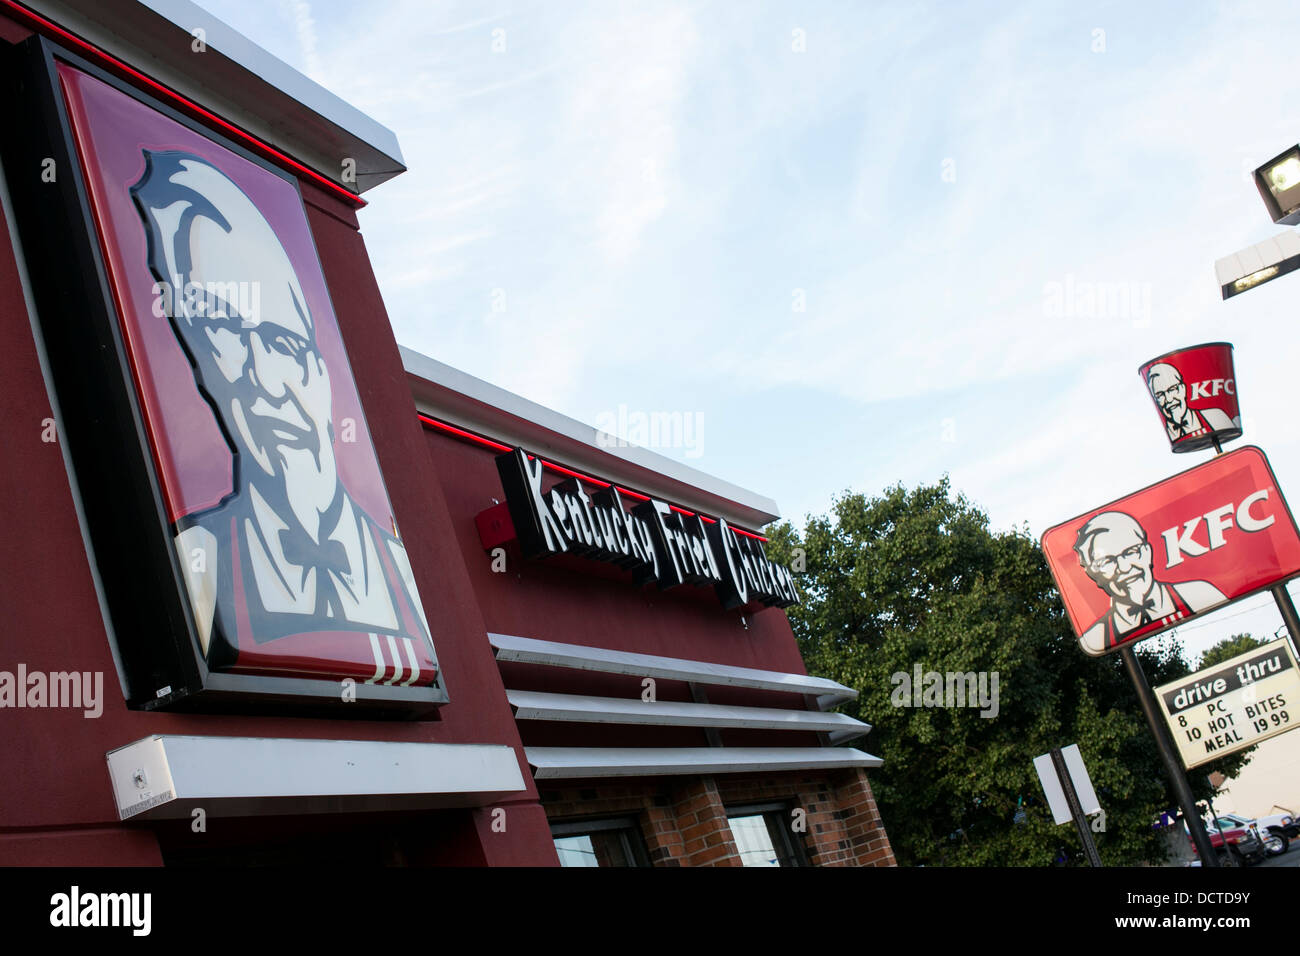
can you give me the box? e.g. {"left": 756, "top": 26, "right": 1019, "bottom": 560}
{"left": 285, "top": 0, "right": 323, "bottom": 81}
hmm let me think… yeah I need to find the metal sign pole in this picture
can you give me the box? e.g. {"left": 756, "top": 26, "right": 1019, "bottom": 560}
{"left": 1120, "top": 646, "right": 1220, "bottom": 866}
{"left": 1205, "top": 786, "right": 1226, "bottom": 847}
{"left": 1049, "top": 747, "right": 1102, "bottom": 867}
{"left": 1271, "top": 583, "right": 1300, "bottom": 659}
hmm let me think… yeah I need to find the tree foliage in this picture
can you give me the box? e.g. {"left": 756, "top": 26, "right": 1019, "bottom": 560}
{"left": 1199, "top": 633, "right": 1265, "bottom": 669}
{"left": 765, "top": 478, "right": 1253, "bottom": 866}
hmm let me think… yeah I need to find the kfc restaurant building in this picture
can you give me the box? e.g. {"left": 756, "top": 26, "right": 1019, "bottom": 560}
{"left": 0, "top": 0, "right": 893, "bottom": 867}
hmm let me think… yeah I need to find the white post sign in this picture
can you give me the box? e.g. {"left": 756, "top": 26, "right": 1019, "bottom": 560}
{"left": 1033, "top": 744, "right": 1101, "bottom": 825}
{"left": 1154, "top": 637, "right": 1300, "bottom": 770}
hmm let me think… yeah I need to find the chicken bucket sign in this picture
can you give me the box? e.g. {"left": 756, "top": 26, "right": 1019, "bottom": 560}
{"left": 1139, "top": 343, "right": 1243, "bottom": 454}
{"left": 1042, "top": 447, "right": 1300, "bottom": 657}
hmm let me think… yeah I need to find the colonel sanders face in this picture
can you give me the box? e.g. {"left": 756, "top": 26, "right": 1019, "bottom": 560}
{"left": 1075, "top": 511, "right": 1156, "bottom": 610}
{"left": 132, "top": 151, "right": 338, "bottom": 539}
{"left": 1147, "top": 363, "right": 1187, "bottom": 427}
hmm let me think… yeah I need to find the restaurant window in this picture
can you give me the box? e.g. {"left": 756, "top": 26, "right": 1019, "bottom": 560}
{"left": 726, "top": 802, "right": 809, "bottom": 867}
{"left": 551, "top": 817, "right": 651, "bottom": 867}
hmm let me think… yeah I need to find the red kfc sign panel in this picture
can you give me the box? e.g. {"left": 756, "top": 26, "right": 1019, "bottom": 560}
{"left": 1042, "top": 447, "right": 1300, "bottom": 656}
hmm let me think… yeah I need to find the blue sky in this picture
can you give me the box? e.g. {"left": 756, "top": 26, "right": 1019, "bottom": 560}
{"left": 202, "top": 0, "right": 1300, "bottom": 659}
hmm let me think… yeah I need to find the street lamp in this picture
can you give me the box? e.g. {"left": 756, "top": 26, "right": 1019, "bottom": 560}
{"left": 1254, "top": 145, "right": 1300, "bottom": 225}
{"left": 1214, "top": 145, "right": 1300, "bottom": 299}
{"left": 1215, "top": 229, "right": 1300, "bottom": 299}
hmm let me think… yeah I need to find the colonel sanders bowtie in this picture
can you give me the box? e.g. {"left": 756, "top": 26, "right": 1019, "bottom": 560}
{"left": 278, "top": 526, "right": 353, "bottom": 617}
{"left": 1131, "top": 599, "right": 1158, "bottom": 625}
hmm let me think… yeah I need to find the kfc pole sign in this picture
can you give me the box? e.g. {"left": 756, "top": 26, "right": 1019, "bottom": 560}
{"left": 1140, "top": 343, "right": 1243, "bottom": 454}
{"left": 1042, "top": 447, "right": 1300, "bottom": 656}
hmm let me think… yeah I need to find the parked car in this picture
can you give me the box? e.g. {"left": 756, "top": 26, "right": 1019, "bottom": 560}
{"left": 1253, "top": 809, "right": 1299, "bottom": 840}
{"left": 1186, "top": 818, "right": 1269, "bottom": 866}
{"left": 1209, "top": 813, "right": 1289, "bottom": 855}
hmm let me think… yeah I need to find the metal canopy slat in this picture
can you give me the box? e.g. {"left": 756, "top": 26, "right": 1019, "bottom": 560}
{"left": 525, "top": 746, "right": 883, "bottom": 779}
{"left": 507, "top": 688, "right": 870, "bottom": 742}
{"left": 489, "top": 633, "right": 858, "bottom": 708}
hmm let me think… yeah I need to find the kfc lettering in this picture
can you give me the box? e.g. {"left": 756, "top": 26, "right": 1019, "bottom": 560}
{"left": 494, "top": 447, "right": 799, "bottom": 609}
{"left": 1188, "top": 378, "right": 1234, "bottom": 400}
{"left": 1162, "top": 490, "right": 1276, "bottom": 566}
{"left": 1042, "top": 446, "right": 1300, "bottom": 656}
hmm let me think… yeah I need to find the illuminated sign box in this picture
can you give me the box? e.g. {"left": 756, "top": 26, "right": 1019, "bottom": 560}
{"left": 1041, "top": 446, "right": 1300, "bottom": 657}
{"left": 1, "top": 39, "right": 444, "bottom": 715}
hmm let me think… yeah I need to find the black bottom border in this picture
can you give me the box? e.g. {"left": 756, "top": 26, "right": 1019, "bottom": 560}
{"left": 0, "top": 863, "right": 1282, "bottom": 942}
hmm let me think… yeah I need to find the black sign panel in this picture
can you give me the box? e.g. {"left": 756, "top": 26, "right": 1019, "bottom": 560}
{"left": 495, "top": 447, "right": 799, "bottom": 609}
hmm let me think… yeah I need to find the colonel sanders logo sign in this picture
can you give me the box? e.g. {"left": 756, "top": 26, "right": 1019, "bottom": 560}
{"left": 1042, "top": 447, "right": 1300, "bottom": 656}
{"left": 1071, "top": 511, "right": 1225, "bottom": 654}
{"left": 59, "top": 65, "right": 439, "bottom": 687}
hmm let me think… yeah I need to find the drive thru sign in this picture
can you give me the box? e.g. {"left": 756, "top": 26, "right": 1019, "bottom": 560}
{"left": 1154, "top": 637, "right": 1300, "bottom": 770}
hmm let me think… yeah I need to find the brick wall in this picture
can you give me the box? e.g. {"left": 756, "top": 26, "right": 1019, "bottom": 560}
{"left": 540, "top": 768, "right": 895, "bottom": 867}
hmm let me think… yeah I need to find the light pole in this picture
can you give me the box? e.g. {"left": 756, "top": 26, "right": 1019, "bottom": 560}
{"left": 1211, "top": 146, "right": 1300, "bottom": 664}
{"left": 1214, "top": 147, "right": 1300, "bottom": 299}
{"left": 1253, "top": 145, "right": 1300, "bottom": 225}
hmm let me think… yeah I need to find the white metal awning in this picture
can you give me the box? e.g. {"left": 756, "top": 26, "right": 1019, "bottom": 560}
{"left": 526, "top": 747, "right": 883, "bottom": 779}
{"left": 490, "top": 632, "right": 858, "bottom": 709}
{"left": 491, "top": 634, "right": 881, "bottom": 779}
{"left": 105, "top": 735, "right": 526, "bottom": 821}
{"left": 507, "top": 689, "right": 870, "bottom": 744}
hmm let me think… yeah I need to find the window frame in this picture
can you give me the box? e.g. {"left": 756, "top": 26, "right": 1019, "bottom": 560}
{"left": 725, "top": 800, "right": 810, "bottom": 867}
{"left": 550, "top": 815, "right": 652, "bottom": 868}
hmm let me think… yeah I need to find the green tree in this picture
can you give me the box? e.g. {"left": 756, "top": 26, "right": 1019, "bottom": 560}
{"left": 1200, "top": 633, "right": 1264, "bottom": 669}
{"left": 765, "top": 478, "right": 1252, "bottom": 866}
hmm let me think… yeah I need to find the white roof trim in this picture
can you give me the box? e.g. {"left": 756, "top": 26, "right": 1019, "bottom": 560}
{"left": 507, "top": 689, "right": 870, "bottom": 741}
{"left": 105, "top": 735, "right": 525, "bottom": 820}
{"left": 526, "top": 746, "right": 883, "bottom": 779}
{"left": 490, "top": 633, "right": 858, "bottom": 708}
{"left": 26, "top": 0, "right": 405, "bottom": 193}
{"left": 402, "top": 345, "right": 782, "bottom": 529}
